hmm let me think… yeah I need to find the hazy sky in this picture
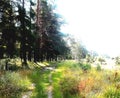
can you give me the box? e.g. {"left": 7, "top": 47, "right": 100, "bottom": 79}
{"left": 56, "top": 0, "right": 120, "bottom": 57}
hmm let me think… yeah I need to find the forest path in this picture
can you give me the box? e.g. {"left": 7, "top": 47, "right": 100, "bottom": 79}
{"left": 22, "top": 65, "right": 56, "bottom": 98}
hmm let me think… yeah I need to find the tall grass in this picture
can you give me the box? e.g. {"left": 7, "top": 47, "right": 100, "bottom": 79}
{"left": 51, "top": 60, "right": 120, "bottom": 98}
{"left": 0, "top": 71, "right": 31, "bottom": 98}
{"left": 29, "top": 69, "right": 51, "bottom": 98}
{"left": 1, "top": 60, "right": 120, "bottom": 98}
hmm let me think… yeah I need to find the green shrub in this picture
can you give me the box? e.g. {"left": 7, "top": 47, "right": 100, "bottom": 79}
{"left": 0, "top": 72, "right": 31, "bottom": 97}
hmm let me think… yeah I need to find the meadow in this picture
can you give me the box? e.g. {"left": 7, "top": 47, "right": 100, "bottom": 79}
{"left": 0, "top": 60, "right": 120, "bottom": 98}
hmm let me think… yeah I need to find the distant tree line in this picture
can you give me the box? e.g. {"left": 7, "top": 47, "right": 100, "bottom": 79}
{"left": 0, "top": 0, "right": 69, "bottom": 64}
{"left": 64, "top": 35, "right": 88, "bottom": 60}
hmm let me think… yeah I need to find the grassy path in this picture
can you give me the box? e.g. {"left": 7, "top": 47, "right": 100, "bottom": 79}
{"left": 47, "top": 73, "right": 53, "bottom": 98}
{"left": 28, "top": 63, "right": 56, "bottom": 98}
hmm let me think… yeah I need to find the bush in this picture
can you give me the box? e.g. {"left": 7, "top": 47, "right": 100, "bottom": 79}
{"left": 0, "top": 72, "right": 31, "bottom": 97}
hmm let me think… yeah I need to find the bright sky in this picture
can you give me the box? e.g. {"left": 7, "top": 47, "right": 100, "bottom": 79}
{"left": 56, "top": 0, "right": 120, "bottom": 57}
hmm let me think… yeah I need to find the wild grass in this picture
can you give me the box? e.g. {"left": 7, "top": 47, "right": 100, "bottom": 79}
{"left": 104, "top": 86, "right": 120, "bottom": 98}
{"left": 1, "top": 60, "right": 120, "bottom": 98}
{"left": 51, "top": 60, "right": 120, "bottom": 98}
{"left": 0, "top": 59, "right": 58, "bottom": 98}
{"left": 29, "top": 69, "right": 51, "bottom": 98}
{"left": 0, "top": 71, "right": 31, "bottom": 98}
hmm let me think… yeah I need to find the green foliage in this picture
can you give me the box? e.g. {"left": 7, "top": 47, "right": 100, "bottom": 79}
{"left": 0, "top": 71, "right": 31, "bottom": 97}
{"left": 51, "top": 61, "right": 81, "bottom": 98}
{"left": 52, "top": 71, "right": 63, "bottom": 98}
{"left": 29, "top": 69, "right": 50, "bottom": 98}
